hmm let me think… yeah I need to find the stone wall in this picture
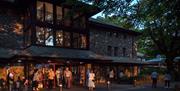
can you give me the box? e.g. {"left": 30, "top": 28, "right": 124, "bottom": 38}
{"left": 90, "top": 28, "right": 137, "bottom": 58}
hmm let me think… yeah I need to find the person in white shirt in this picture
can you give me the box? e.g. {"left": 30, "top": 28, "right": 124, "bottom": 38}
{"left": 88, "top": 70, "right": 95, "bottom": 91}
{"left": 151, "top": 71, "right": 158, "bottom": 88}
{"left": 164, "top": 71, "right": 171, "bottom": 88}
{"left": 109, "top": 69, "right": 114, "bottom": 83}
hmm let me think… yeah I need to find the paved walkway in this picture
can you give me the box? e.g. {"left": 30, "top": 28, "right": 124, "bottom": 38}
{"left": 36, "top": 83, "right": 174, "bottom": 91}
{"left": 0, "top": 83, "right": 176, "bottom": 91}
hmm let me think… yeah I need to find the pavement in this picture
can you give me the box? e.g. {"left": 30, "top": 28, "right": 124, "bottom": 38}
{"left": 0, "top": 83, "right": 176, "bottom": 91}
{"left": 34, "top": 83, "right": 175, "bottom": 91}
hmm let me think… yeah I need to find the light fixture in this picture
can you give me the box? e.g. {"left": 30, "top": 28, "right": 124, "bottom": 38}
{"left": 18, "top": 60, "right": 22, "bottom": 63}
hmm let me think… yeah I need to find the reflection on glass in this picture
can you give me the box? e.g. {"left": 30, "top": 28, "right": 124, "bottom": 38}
{"left": 80, "top": 34, "right": 87, "bottom": 48}
{"left": 56, "top": 30, "right": 63, "bottom": 46}
{"left": 57, "top": 6, "right": 62, "bottom": 25}
{"left": 36, "top": 27, "right": 54, "bottom": 46}
{"left": 64, "top": 31, "right": 71, "bottom": 47}
{"left": 37, "top": 1, "right": 53, "bottom": 23}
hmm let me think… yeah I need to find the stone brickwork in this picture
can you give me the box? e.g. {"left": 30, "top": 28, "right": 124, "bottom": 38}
{"left": 90, "top": 28, "right": 137, "bottom": 58}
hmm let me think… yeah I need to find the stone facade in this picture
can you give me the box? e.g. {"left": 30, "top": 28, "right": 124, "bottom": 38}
{"left": 89, "top": 23, "right": 138, "bottom": 58}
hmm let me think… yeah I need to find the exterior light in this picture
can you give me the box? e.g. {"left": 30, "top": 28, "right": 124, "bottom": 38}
{"left": 18, "top": 60, "right": 22, "bottom": 63}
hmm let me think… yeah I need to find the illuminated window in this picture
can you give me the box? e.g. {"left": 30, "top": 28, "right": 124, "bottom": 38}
{"left": 36, "top": 27, "right": 54, "bottom": 46}
{"left": 37, "top": 1, "right": 53, "bottom": 23}
{"left": 80, "top": 34, "right": 87, "bottom": 48}
{"left": 56, "top": 30, "right": 63, "bottom": 46}
{"left": 64, "top": 31, "right": 71, "bottom": 47}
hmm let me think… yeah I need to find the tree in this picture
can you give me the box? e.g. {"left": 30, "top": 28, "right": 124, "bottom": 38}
{"left": 136, "top": 0, "right": 180, "bottom": 73}
{"left": 83, "top": 0, "right": 180, "bottom": 76}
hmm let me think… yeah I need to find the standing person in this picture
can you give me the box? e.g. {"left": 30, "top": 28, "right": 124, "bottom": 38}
{"left": 56, "top": 68, "right": 61, "bottom": 86}
{"left": 48, "top": 68, "right": 55, "bottom": 89}
{"left": 15, "top": 76, "right": 21, "bottom": 91}
{"left": 109, "top": 69, "right": 115, "bottom": 83}
{"left": 151, "top": 71, "right": 158, "bottom": 88}
{"left": 8, "top": 70, "right": 14, "bottom": 91}
{"left": 88, "top": 70, "right": 95, "bottom": 91}
{"left": 64, "top": 67, "right": 72, "bottom": 89}
{"left": 164, "top": 71, "right": 171, "bottom": 88}
{"left": 32, "top": 70, "right": 39, "bottom": 91}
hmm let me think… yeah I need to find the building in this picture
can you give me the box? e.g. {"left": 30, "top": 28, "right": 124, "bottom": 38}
{"left": 88, "top": 18, "right": 142, "bottom": 83}
{"left": 0, "top": 0, "right": 142, "bottom": 86}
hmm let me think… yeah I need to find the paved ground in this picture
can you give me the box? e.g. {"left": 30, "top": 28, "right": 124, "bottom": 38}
{"left": 0, "top": 83, "right": 175, "bottom": 91}
{"left": 37, "top": 83, "right": 174, "bottom": 91}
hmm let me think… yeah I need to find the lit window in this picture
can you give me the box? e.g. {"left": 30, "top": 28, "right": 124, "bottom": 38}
{"left": 36, "top": 27, "right": 54, "bottom": 46}
{"left": 37, "top": 1, "right": 53, "bottom": 23}
{"left": 56, "top": 31, "right": 63, "bottom": 46}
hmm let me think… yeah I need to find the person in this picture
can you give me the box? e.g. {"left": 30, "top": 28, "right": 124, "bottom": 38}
{"left": 118, "top": 71, "right": 124, "bottom": 83}
{"left": 164, "top": 71, "right": 171, "bottom": 88}
{"left": 32, "top": 70, "right": 39, "bottom": 91}
{"left": 8, "top": 70, "right": 14, "bottom": 91}
{"left": 109, "top": 69, "right": 114, "bottom": 83}
{"left": 56, "top": 68, "right": 61, "bottom": 86}
{"left": 151, "top": 71, "right": 158, "bottom": 88}
{"left": 64, "top": 67, "right": 72, "bottom": 89}
{"left": 86, "top": 69, "right": 90, "bottom": 87}
{"left": 88, "top": 70, "right": 95, "bottom": 91}
{"left": 15, "top": 76, "right": 21, "bottom": 91}
{"left": 48, "top": 68, "right": 55, "bottom": 89}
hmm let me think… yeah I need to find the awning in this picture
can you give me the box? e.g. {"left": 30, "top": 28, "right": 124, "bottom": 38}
{"left": 0, "top": 48, "right": 16, "bottom": 59}
{"left": 17, "top": 46, "right": 110, "bottom": 61}
{"left": 103, "top": 56, "right": 146, "bottom": 64}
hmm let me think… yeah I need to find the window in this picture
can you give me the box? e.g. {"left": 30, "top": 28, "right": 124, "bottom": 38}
{"left": 37, "top": 1, "right": 53, "bottom": 23}
{"left": 56, "top": 30, "right": 63, "bottom": 46}
{"left": 72, "top": 33, "right": 87, "bottom": 49}
{"left": 107, "top": 46, "right": 112, "bottom": 56}
{"left": 80, "top": 34, "right": 87, "bottom": 48}
{"left": 114, "top": 32, "right": 118, "bottom": 38}
{"left": 123, "top": 34, "right": 127, "bottom": 39}
{"left": 57, "top": 6, "right": 62, "bottom": 24}
{"left": 114, "top": 47, "right": 118, "bottom": 56}
{"left": 123, "top": 47, "right": 126, "bottom": 57}
{"left": 64, "top": 8, "right": 71, "bottom": 26}
{"left": 72, "top": 33, "right": 80, "bottom": 48}
{"left": 36, "top": 27, "right": 54, "bottom": 46}
{"left": 64, "top": 31, "right": 71, "bottom": 47}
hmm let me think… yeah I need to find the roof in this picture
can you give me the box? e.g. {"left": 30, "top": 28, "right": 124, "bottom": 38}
{"left": 0, "top": 48, "right": 16, "bottom": 59}
{"left": 0, "top": 46, "right": 146, "bottom": 64}
{"left": 103, "top": 56, "right": 146, "bottom": 64}
{"left": 89, "top": 18, "right": 141, "bottom": 36}
{"left": 17, "top": 46, "right": 109, "bottom": 61}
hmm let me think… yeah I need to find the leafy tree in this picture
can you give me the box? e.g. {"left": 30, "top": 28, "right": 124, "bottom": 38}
{"left": 83, "top": 0, "right": 180, "bottom": 75}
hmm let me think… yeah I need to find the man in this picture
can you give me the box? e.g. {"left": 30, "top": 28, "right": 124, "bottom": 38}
{"left": 48, "top": 68, "right": 55, "bottom": 89}
{"left": 151, "top": 71, "right": 158, "bottom": 88}
{"left": 64, "top": 67, "right": 72, "bottom": 89}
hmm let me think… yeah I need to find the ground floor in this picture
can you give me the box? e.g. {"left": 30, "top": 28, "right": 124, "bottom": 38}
{"left": 0, "top": 58, "right": 142, "bottom": 89}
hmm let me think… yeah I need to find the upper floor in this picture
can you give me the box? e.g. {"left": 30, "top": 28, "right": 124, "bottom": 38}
{"left": 89, "top": 19, "right": 140, "bottom": 58}
{"left": 0, "top": 0, "right": 99, "bottom": 50}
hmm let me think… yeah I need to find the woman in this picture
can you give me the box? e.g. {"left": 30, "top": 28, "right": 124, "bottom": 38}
{"left": 88, "top": 70, "right": 95, "bottom": 91}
